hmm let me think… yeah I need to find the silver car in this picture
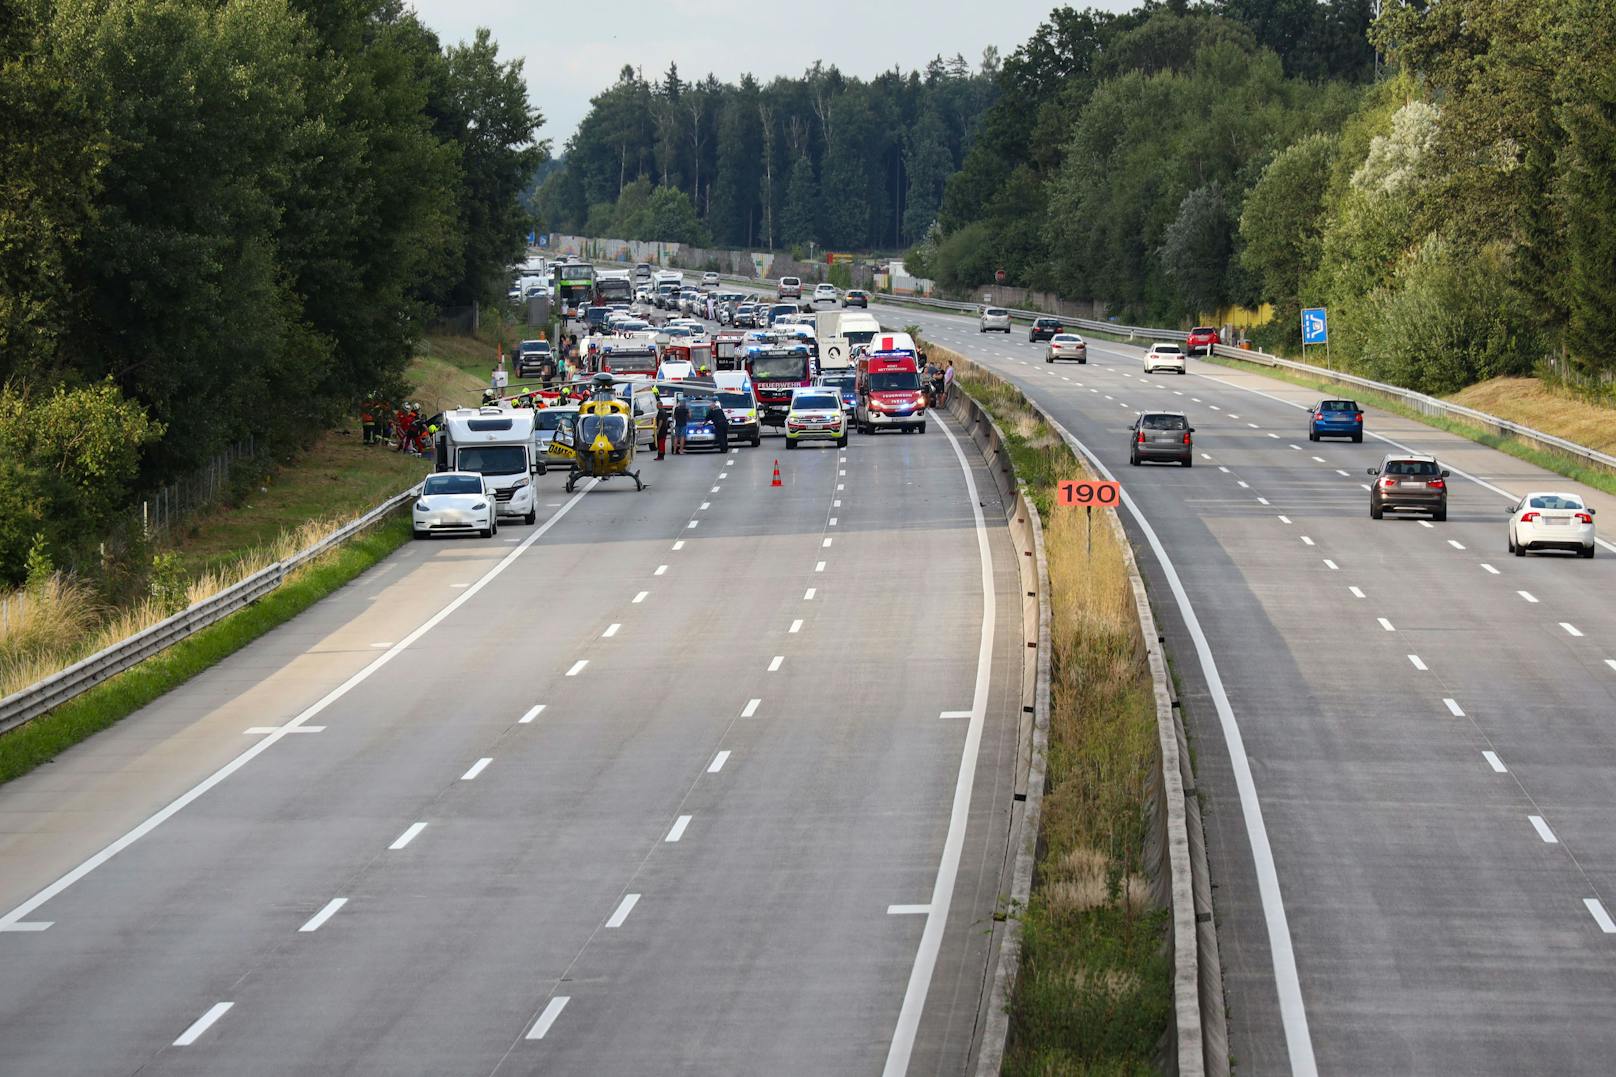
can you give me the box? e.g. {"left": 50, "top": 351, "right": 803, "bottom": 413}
{"left": 979, "top": 307, "right": 1011, "bottom": 333}
{"left": 412, "top": 472, "right": 498, "bottom": 539}
{"left": 1046, "top": 333, "right": 1088, "bottom": 364}
{"left": 1129, "top": 411, "right": 1194, "bottom": 467}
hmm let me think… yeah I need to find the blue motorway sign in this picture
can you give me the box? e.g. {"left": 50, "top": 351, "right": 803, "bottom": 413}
{"left": 1302, "top": 307, "right": 1328, "bottom": 345}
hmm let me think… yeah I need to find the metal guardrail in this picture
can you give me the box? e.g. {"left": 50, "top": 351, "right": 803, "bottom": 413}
{"left": 1208, "top": 343, "right": 1616, "bottom": 473}
{"left": 0, "top": 485, "right": 419, "bottom": 736}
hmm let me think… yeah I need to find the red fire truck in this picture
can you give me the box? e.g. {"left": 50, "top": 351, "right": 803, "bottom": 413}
{"left": 745, "top": 343, "right": 814, "bottom": 429}
{"left": 854, "top": 349, "right": 926, "bottom": 434}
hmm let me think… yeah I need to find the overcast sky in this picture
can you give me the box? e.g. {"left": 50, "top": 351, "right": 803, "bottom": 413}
{"left": 407, "top": 1, "right": 1132, "bottom": 150}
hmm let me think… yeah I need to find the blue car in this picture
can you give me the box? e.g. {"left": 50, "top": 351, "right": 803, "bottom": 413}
{"left": 817, "top": 373, "right": 857, "bottom": 412}
{"left": 1309, "top": 399, "right": 1363, "bottom": 442}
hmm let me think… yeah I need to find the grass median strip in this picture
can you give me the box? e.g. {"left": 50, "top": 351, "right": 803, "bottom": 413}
{"left": 942, "top": 353, "right": 1173, "bottom": 1073}
{"left": 0, "top": 516, "right": 411, "bottom": 787}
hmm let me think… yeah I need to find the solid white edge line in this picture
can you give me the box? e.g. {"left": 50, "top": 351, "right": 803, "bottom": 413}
{"left": 1040, "top": 414, "right": 1319, "bottom": 1075}
{"left": 526, "top": 996, "right": 570, "bottom": 1039}
{"left": 299, "top": 897, "right": 347, "bottom": 933}
{"left": 1586, "top": 899, "right": 1616, "bottom": 934}
{"left": 605, "top": 893, "right": 641, "bottom": 928}
{"left": 0, "top": 482, "right": 599, "bottom": 932}
{"left": 460, "top": 758, "right": 492, "bottom": 781}
{"left": 173, "top": 1001, "right": 233, "bottom": 1046}
{"left": 882, "top": 412, "right": 996, "bottom": 1077}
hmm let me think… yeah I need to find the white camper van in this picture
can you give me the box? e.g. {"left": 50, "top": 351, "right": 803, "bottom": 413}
{"left": 435, "top": 407, "right": 540, "bottom": 524}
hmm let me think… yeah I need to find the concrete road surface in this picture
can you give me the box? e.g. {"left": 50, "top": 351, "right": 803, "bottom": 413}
{"left": 0, "top": 416, "right": 1026, "bottom": 1075}
{"left": 878, "top": 299, "right": 1616, "bottom": 1076}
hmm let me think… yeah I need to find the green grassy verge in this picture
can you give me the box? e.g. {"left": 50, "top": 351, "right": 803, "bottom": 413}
{"left": 0, "top": 516, "right": 410, "bottom": 787}
{"left": 1202, "top": 353, "right": 1616, "bottom": 498}
{"left": 943, "top": 350, "right": 1173, "bottom": 1075}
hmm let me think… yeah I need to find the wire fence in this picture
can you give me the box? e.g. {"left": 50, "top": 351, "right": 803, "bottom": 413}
{"left": 138, "top": 435, "right": 266, "bottom": 538}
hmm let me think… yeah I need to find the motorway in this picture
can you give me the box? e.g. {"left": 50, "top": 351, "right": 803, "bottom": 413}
{"left": 0, "top": 402, "right": 1028, "bottom": 1073}
{"left": 870, "top": 297, "right": 1616, "bottom": 1075}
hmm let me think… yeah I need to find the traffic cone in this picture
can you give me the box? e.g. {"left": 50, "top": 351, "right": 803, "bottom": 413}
{"left": 771, "top": 460, "right": 782, "bottom": 487}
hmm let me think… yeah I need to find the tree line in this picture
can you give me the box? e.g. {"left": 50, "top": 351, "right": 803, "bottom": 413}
{"left": 0, "top": 0, "right": 543, "bottom": 584}
{"left": 532, "top": 57, "right": 998, "bottom": 252}
{"left": 922, "top": 0, "right": 1616, "bottom": 395}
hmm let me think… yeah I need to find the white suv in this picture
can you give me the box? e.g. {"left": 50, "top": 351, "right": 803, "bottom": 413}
{"left": 812, "top": 283, "right": 838, "bottom": 305}
{"left": 778, "top": 276, "right": 803, "bottom": 299}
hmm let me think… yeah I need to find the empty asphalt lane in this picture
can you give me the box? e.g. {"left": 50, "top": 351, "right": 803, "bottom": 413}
{"left": 0, "top": 410, "right": 1025, "bottom": 1075}
{"left": 892, "top": 299, "right": 1616, "bottom": 1074}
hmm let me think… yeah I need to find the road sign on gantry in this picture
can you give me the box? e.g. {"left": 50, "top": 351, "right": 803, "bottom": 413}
{"left": 1302, "top": 307, "right": 1328, "bottom": 344}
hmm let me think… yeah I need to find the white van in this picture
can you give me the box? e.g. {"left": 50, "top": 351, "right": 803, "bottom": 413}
{"left": 818, "top": 311, "right": 883, "bottom": 369}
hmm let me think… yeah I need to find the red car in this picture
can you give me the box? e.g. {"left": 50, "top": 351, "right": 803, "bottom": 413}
{"left": 1186, "top": 326, "right": 1220, "bottom": 355}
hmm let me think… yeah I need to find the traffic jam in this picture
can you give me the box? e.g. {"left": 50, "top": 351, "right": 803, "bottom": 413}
{"left": 414, "top": 261, "right": 937, "bottom": 538}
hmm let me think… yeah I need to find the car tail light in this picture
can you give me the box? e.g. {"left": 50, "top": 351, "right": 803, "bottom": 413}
{"left": 1182, "top": 431, "right": 1192, "bottom": 445}
{"left": 1381, "top": 477, "right": 1398, "bottom": 487}
{"left": 1354, "top": 413, "right": 1363, "bottom": 423}
{"left": 1137, "top": 431, "right": 1146, "bottom": 444}
{"left": 1576, "top": 512, "right": 1593, "bottom": 524}
{"left": 1521, "top": 511, "right": 1540, "bottom": 523}
{"left": 1428, "top": 479, "right": 1445, "bottom": 490}
{"left": 1314, "top": 412, "right": 1325, "bottom": 420}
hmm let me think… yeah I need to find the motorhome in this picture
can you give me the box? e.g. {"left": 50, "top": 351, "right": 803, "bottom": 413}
{"left": 434, "top": 407, "right": 540, "bottom": 523}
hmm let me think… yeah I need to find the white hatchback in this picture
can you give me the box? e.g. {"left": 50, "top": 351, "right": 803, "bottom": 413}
{"left": 1508, "top": 492, "right": 1597, "bottom": 558}
{"left": 813, "top": 283, "right": 838, "bottom": 304}
{"left": 1143, "top": 343, "right": 1187, "bottom": 374}
{"left": 412, "top": 472, "right": 497, "bottom": 540}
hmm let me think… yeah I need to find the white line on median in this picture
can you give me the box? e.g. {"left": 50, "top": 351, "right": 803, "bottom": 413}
{"left": 461, "top": 758, "right": 492, "bottom": 781}
{"left": 1483, "top": 751, "right": 1508, "bottom": 773}
{"left": 605, "top": 894, "right": 641, "bottom": 928}
{"left": 519, "top": 705, "right": 545, "bottom": 724}
{"left": 174, "top": 1002, "right": 233, "bottom": 1046}
{"left": 1444, "top": 698, "right": 1465, "bottom": 717}
{"left": 1529, "top": 816, "right": 1559, "bottom": 844}
{"left": 708, "top": 751, "right": 731, "bottom": 773}
{"left": 526, "top": 997, "right": 570, "bottom": 1040}
{"left": 884, "top": 401, "right": 999, "bottom": 1077}
{"left": 1586, "top": 899, "right": 1616, "bottom": 933}
{"left": 299, "top": 898, "right": 347, "bottom": 933}
{"left": 665, "top": 815, "right": 691, "bottom": 842}
{"left": 389, "top": 823, "right": 427, "bottom": 850}
{"left": 565, "top": 660, "right": 588, "bottom": 677}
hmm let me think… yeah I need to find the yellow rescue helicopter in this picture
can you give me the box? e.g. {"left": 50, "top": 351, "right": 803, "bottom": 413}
{"left": 548, "top": 372, "right": 644, "bottom": 492}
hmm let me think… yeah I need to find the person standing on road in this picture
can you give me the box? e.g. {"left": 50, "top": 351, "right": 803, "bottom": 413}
{"left": 655, "top": 404, "right": 671, "bottom": 460}
{"left": 707, "top": 400, "right": 730, "bottom": 453}
{"left": 941, "top": 361, "right": 954, "bottom": 406}
{"left": 672, "top": 394, "right": 690, "bottom": 455}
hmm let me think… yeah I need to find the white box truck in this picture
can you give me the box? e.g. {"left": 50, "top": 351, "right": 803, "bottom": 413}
{"left": 815, "top": 310, "right": 882, "bottom": 370}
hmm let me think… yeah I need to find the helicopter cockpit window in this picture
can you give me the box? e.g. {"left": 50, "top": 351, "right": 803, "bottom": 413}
{"left": 579, "top": 414, "right": 630, "bottom": 443}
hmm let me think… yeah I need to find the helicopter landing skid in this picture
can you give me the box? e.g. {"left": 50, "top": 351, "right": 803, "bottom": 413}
{"left": 632, "top": 470, "right": 644, "bottom": 492}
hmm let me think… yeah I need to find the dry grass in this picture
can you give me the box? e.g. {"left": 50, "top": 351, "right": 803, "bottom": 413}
{"left": 0, "top": 512, "right": 394, "bottom": 701}
{"left": 1447, "top": 376, "right": 1616, "bottom": 456}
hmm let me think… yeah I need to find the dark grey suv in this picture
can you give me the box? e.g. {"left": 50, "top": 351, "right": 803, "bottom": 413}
{"left": 1130, "top": 411, "right": 1193, "bottom": 467}
{"left": 1368, "top": 454, "right": 1448, "bottom": 520}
